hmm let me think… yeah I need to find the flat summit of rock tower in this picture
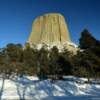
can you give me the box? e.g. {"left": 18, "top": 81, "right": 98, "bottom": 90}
{"left": 28, "top": 13, "right": 71, "bottom": 45}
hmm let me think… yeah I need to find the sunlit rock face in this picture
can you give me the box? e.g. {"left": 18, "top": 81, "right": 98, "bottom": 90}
{"left": 28, "top": 13, "right": 78, "bottom": 53}
{"left": 28, "top": 13, "right": 71, "bottom": 44}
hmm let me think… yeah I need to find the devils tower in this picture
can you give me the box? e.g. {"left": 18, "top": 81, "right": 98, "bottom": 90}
{"left": 28, "top": 13, "right": 78, "bottom": 53}
{"left": 28, "top": 13, "right": 71, "bottom": 45}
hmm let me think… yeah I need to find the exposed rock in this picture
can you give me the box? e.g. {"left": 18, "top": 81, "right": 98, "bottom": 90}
{"left": 28, "top": 13, "right": 71, "bottom": 44}
{"left": 28, "top": 13, "right": 78, "bottom": 53}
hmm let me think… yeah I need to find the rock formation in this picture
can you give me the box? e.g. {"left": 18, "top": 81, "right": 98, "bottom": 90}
{"left": 28, "top": 13, "right": 78, "bottom": 53}
{"left": 28, "top": 13, "right": 71, "bottom": 45}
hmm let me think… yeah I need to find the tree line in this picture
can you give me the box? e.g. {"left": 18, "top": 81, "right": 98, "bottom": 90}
{"left": 0, "top": 29, "right": 100, "bottom": 79}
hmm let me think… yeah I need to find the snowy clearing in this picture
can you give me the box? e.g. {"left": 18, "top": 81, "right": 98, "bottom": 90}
{"left": 0, "top": 76, "right": 99, "bottom": 100}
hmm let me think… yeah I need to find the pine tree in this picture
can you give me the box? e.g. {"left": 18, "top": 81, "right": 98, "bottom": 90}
{"left": 79, "top": 29, "right": 100, "bottom": 78}
{"left": 23, "top": 46, "right": 37, "bottom": 75}
{"left": 49, "top": 46, "right": 60, "bottom": 79}
{"left": 6, "top": 43, "right": 23, "bottom": 62}
{"left": 79, "top": 29, "right": 100, "bottom": 49}
{"left": 59, "top": 48, "right": 74, "bottom": 75}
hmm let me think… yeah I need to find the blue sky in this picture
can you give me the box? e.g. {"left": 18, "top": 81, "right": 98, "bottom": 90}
{"left": 0, "top": 0, "right": 100, "bottom": 47}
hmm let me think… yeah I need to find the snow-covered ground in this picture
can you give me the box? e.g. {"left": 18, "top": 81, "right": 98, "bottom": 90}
{"left": 0, "top": 76, "right": 100, "bottom": 100}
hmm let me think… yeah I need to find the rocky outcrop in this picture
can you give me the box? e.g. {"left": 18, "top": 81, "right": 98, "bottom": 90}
{"left": 28, "top": 13, "right": 78, "bottom": 53}
{"left": 28, "top": 13, "right": 71, "bottom": 45}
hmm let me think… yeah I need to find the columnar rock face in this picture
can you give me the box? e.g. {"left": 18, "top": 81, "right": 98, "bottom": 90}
{"left": 28, "top": 13, "right": 71, "bottom": 45}
{"left": 28, "top": 13, "right": 78, "bottom": 53}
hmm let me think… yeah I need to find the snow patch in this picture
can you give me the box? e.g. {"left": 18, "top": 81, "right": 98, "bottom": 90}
{"left": 0, "top": 76, "right": 99, "bottom": 100}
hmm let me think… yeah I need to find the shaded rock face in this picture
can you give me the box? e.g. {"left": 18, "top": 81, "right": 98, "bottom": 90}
{"left": 28, "top": 13, "right": 71, "bottom": 45}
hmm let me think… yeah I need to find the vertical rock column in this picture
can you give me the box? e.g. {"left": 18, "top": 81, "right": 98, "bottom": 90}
{"left": 28, "top": 13, "right": 71, "bottom": 45}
